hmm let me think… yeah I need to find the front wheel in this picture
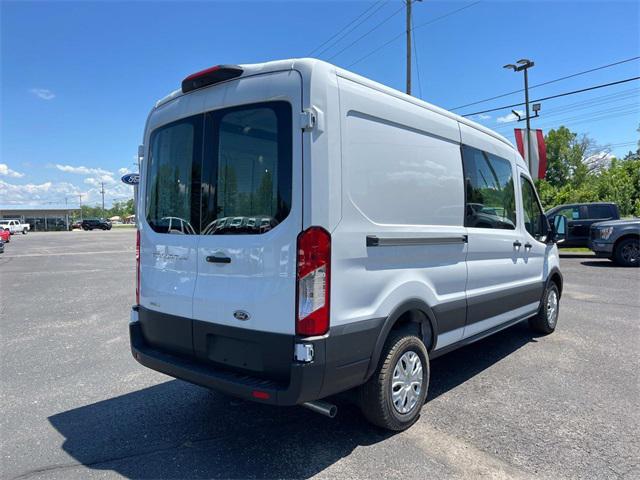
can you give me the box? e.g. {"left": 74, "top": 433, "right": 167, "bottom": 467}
{"left": 359, "top": 330, "right": 429, "bottom": 431}
{"left": 22, "top": 229, "right": 27, "bottom": 235}
{"left": 529, "top": 282, "right": 560, "bottom": 334}
{"left": 613, "top": 237, "right": 639, "bottom": 267}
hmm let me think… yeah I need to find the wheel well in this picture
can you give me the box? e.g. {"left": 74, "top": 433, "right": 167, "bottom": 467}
{"left": 613, "top": 233, "right": 639, "bottom": 252}
{"left": 549, "top": 272, "right": 563, "bottom": 297}
{"left": 390, "top": 309, "right": 434, "bottom": 351}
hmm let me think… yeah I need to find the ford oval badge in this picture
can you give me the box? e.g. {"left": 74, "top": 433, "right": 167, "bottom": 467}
{"left": 233, "top": 310, "right": 250, "bottom": 321}
{"left": 121, "top": 173, "right": 140, "bottom": 185}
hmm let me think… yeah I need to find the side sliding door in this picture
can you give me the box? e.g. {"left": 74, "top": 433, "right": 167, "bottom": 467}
{"left": 460, "top": 125, "right": 538, "bottom": 339}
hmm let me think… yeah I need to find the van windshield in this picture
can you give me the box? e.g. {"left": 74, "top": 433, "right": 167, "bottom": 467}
{"left": 145, "top": 101, "right": 292, "bottom": 235}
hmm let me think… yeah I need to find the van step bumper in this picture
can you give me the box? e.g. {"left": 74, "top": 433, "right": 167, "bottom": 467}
{"left": 129, "top": 320, "right": 326, "bottom": 406}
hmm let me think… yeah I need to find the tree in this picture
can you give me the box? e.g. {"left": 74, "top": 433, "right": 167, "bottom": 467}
{"left": 537, "top": 125, "right": 640, "bottom": 217}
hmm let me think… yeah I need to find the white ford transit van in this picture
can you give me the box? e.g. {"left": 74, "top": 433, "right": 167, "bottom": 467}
{"left": 130, "top": 58, "right": 565, "bottom": 431}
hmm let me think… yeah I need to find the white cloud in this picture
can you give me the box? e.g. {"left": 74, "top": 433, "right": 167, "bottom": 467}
{"left": 497, "top": 110, "right": 524, "bottom": 124}
{"left": 0, "top": 163, "right": 25, "bottom": 178}
{"left": 29, "top": 88, "right": 56, "bottom": 100}
{"left": 476, "top": 114, "right": 491, "bottom": 120}
{"left": 0, "top": 179, "right": 79, "bottom": 206}
{"left": 84, "top": 174, "right": 116, "bottom": 187}
{"left": 0, "top": 177, "right": 133, "bottom": 207}
{"left": 118, "top": 167, "right": 131, "bottom": 175}
{"left": 55, "top": 164, "right": 112, "bottom": 176}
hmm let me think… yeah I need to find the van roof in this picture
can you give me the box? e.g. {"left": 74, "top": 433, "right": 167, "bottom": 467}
{"left": 155, "top": 58, "right": 514, "bottom": 150}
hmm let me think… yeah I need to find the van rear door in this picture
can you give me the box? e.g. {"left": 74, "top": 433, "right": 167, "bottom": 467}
{"left": 191, "top": 71, "right": 303, "bottom": 368}
{"left": 138, "top": 112, "right": 203, "bottom": 355}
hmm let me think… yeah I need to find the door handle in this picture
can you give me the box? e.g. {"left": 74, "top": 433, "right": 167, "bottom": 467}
{"left": 206, "top": 255, "right": 231, "bottom": 264}
{"left": 513, "top": 240, "right": 522, "bottom": 248}
{"left": 524, "top": 242, "right": 532, "bottom": 250}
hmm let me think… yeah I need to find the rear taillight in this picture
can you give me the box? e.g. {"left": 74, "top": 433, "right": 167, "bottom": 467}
{"left": 296, "top": 227, "right": 331, "bottom": 336}
{"left": 136, "top": 230, "right": 140, "bottom": 305}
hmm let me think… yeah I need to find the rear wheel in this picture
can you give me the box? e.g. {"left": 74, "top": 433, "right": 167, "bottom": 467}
{"left": 613, "top": 237, "right": 639, "bottom": 267}
{"left": 22, "top": 228, "right": 27, "bottom": 235}
{"left": 529, "top": 282, "right": 560, "bottom": 334}
{"left": 359, "top": 330, "right": 429, "bottom": 431}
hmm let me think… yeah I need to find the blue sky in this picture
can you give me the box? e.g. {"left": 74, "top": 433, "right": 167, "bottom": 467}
{"left": 1, "top": 0, "right": 639, "bottom": 208}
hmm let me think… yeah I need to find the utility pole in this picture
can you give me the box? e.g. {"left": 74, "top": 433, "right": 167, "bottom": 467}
{"left": 406, "top": 0, "right": 412, "bottom": 95}
{"left": 64, "top": 196, "right": 69, "bottom": 231}
{"left": 78, "top": 194, "right": 84, "bottom": 221}
{"left": 405, "top": 0, "right": 423, "bottom": 95}
{"left": 503, "top": 59, "right": 539, "bottom": 169}
{"left": 100, "top": 182, "right": 106, "bottom": 218}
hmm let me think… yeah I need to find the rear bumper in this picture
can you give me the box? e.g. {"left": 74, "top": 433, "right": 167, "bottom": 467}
{"left": 129, "top": 307, "right": 381, "bottom": 406}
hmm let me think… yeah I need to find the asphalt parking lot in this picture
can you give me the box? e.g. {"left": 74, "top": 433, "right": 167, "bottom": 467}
{"left": 1, "top": 230, "right": 639, "bottom": 480}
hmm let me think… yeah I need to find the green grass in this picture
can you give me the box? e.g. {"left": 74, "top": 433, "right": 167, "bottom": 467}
{"left": 111, "top": 224, "right": 136, "bottom": 228}
{"left": 559, "top": 247, "right": 592, "bottom": 253}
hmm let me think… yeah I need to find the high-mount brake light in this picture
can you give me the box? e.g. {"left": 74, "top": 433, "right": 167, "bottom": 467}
{"left": 181, "top": 65, "right": 243, "bottom": 93}
{"left": 296, "top": 227, "right": 331, "bottom": 336}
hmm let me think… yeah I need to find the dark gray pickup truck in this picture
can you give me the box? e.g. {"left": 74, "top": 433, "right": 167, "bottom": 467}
{"left": 546, "top": 202, "right": 619, "bottom": 248}
{"left": 589, "top": 219, "right": 640, "bottom": 267}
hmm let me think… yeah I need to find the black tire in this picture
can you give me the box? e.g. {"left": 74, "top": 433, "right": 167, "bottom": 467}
{"left": 529, "top": 282, "right": 560, "bottom": 334}
{"left": 613, "top": 237, "right": 639, "bottom": 267}
{"left": 359, "top": 330, "right": 429, "bottom": 431}
{"left": 22, "top": 229, "right": 27, "bottom": 235}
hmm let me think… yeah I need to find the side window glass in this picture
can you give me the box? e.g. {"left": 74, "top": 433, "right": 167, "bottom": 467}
{"left": 556, "top": 206, "right": 579, "bottom": 220}
{"left": 520, "top": 176, "right": 544, "bottom": 239}
{"left": 462, "top": 146, "right": 517, "bottom": 230}
{"left": 588, "top": 205, "right": 613, "bottom": 219}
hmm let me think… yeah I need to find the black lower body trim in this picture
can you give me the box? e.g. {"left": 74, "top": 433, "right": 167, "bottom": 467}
{"left": 130, "top": 320, "right": 325, "bottom": 406}
{"left": 466, "top": 282, "right": 544, "bottom": 325}
{"left": 131, "top": 307, "right": 384, "bottom": 405}
{"left": 430, "top": 311, "right": 534, "bottom": 359}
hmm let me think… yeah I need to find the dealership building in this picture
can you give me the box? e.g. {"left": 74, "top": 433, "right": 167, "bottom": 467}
{"left": 0, "top": 206, "right": 81, "bottom": 232}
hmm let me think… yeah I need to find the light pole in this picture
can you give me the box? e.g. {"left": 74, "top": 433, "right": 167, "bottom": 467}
{"left": 504, "top": 59, "right": 536, "bottom": 167}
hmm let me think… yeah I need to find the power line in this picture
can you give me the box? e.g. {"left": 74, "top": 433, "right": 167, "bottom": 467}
{"left": 489, "top": 88, "right": 639, "bottom": 129}
{"left": 307, "top": 0, "right": 388, "bottom": 57}
{"left": 326, "top": 3, "right": 406, "bottom": 61}
{"left": 461, "top": 76, "right": 640, "bottom": 117}
{"left": 534, "top": 109, "right": 639, "bottom": 131}
{"left": 494, "top": 104, "right": 640, "bottom": 132}
{"left": 450, "top": 56, "right": 640, "bottom": 111}
{"left": 347, "top": 1, "right": 482, "bottom": 68}
{"left": 492, "top": 97, "right": 639, "bottom": 129}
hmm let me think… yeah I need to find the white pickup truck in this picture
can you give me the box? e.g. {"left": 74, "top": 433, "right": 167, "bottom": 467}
{"left": 0, "top": 219, "right": 30, "bottom": 235}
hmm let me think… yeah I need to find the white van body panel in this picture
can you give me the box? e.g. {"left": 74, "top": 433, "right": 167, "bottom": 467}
{"left": 332, "top": 74, "right": 468, "bottom": 348}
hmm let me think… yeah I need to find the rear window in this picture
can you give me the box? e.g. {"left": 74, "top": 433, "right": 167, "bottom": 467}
{"left": 145, "top": 101, "right": 292, "bottom": 235}
{"left": 588, "top": 204, "right": 614, "bottom": 219}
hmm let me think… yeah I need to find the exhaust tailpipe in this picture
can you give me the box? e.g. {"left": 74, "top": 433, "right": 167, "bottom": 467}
{"left": 302, "top": 400, "right": 337, "bottom": 418}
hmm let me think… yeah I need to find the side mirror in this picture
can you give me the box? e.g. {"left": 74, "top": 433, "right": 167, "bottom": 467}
{"left": 551, "top": 215, "right": 567, "bottom": 244}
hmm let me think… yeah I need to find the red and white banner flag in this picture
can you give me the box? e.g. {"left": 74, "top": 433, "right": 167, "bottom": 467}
{"left": 514, "top": 129, "right": 547, "bottom": 179}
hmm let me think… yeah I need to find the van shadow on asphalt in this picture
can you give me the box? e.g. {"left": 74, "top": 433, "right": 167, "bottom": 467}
{"left": 47, "top": 323, "right": 539, "bottom": 479}
{"left": 580, "top": 260, "right": 627, "bottom": 268}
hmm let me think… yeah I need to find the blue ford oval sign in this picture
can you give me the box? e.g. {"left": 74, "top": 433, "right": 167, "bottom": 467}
{"left": 121, "top": 173, "right": 140, "bottom": 185}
